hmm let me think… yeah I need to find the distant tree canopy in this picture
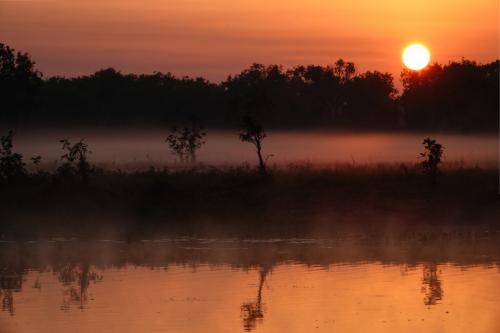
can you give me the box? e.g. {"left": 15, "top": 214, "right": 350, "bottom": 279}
{"left": 399, "top": 60, "right": 499, "bottom": 131}
{"left": 0, "top": 43, "right": 498, "bottom": 131}
{"left": 39, "top": 68, "right": 224, "bottom": 126}
{"left": 223, "top": 61, "right": 397, "bottom": 128}
{"left": 0, "top": 43, "right": 42, "bottom": 123}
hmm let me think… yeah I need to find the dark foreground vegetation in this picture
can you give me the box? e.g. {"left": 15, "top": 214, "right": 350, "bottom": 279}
{"left": 1, "top": 164, "right": 498, "bottom": 239}
{"left": 1, "top": 42, "right": 498, "bottom": 131}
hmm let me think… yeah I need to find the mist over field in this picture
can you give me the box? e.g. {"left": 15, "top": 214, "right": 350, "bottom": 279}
{"left": 7, "top": 128, "right": 498, "bottom": 169}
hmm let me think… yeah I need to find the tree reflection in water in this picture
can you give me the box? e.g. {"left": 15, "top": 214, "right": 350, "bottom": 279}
{"left": 0, "top": 268, "right": 24, "bottom": 316}
{"left": 421, "top": 263, "right": 443, "bottom": 306}
{"left": 241, "top": 266, "right": 271, "bottom": 331}
{"left": 3, "top": 236, "right": 499, "bottom": 323}
{"left": 58, "top": 263, "right": 103, "bottom": 310}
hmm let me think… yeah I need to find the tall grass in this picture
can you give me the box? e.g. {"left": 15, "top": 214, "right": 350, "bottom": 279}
{"left": 0, "top": 163, "right": 498, "bottom": 239}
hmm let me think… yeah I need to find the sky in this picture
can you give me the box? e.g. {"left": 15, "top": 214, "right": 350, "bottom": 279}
{"left": 0, "top": 0, "right": 498, "bottom": 84}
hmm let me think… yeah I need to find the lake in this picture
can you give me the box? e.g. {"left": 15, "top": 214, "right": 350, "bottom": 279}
{"left": 10, "top": 129, "right": 498, "bottom": 168}
{"left": 1, "top": 235, "right": 499, "bottom": 332}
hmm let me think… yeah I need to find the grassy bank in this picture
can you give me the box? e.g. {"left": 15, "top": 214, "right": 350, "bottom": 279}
{"left": 0, "top": 163, "right": 498, "bottom": 239}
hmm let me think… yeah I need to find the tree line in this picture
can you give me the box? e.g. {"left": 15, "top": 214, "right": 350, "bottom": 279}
{"left": 0, "top": 42, "right": 498, "bottom": 131}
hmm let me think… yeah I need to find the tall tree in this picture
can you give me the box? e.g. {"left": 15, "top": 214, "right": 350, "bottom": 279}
{"left": 0, "top": 43, "right": 42, "bottom": 123}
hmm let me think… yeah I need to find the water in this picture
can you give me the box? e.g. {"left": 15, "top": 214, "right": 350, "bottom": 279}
{"left": 1, "top": 236, "right": 499, "bottom": 332}
{"left": 11, "top": 129, "right": 498, "bottom": 168}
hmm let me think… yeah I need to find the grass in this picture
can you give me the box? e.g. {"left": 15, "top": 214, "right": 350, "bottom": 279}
{"left": 0, "top": 163, "right": 498, "bottom": 239}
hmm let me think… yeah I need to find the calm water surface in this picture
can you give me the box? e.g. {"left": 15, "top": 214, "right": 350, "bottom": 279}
{"left": 11, "top": 129, "right": 498, "bottom": 168}
{"left": 1, "top": 237, "right": 499, "bottom": 332}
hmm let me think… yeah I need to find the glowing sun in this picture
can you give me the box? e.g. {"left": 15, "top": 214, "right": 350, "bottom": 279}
{"left": 402, "top": 44, "right": 430, "bottom": 70}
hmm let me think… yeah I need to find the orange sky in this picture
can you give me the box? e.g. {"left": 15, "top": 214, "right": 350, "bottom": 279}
{"left": 0, "top": 0, "right": 498, "bottom": 82}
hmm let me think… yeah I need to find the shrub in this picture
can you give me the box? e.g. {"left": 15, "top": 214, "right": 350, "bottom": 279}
{"left": 58, "top": 139, "right": 91, "bottom": 183}
{"left": 0, "top": 130, "right": 26, "bottom": 182}
{"left": 166, "top": 120, "right": 206, "bottom": 163}
{"left": 420, "top": 137, "right": 444, "bottom": 183}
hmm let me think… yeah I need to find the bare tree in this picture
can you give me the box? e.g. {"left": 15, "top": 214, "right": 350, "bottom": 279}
{"left": 239, "top": 114, "right": 269, "bottom": 176}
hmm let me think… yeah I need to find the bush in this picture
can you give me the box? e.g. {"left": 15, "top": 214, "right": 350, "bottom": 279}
{"left": 165, "top": 119, "right": 206, "bottom": 163}
{"left": 0, "top": 130, "right": 26, "bottom": 182}
{"left": 58, "top": 139, "right": 91, "bottom": 183}
{"left": 420, "top": 137, "right": 444, "bottom": 183}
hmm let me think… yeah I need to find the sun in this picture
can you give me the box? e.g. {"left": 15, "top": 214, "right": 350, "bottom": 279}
{"left": 402, "top": 44, "right": 430, "bottom": 70}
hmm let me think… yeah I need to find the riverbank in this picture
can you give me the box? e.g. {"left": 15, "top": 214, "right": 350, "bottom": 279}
{"left": 1, "top": 163, "right": 498, "bottom": 239}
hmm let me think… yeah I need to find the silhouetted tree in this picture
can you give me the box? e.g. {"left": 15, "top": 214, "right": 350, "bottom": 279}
{"left": 240, "top": 114, "right": 269, "bottom": 176}
{"left": 286, "top": 64, "right": 342, "bottom": 124}
{"left": 223, "top": 64, "right": 291, "bottom": 126}
{"left": 166, "top": 119, "right": 206, "bottom": 163}
{"left": 0, "top": 130, "right": 26, "bottom": 182}
{"left": 399, "top": 60, "right": 499, "bottom": 131}
{"left": 0, "top": 43, "right": 42, "bottom": 123}
{"left": 345, "top": 71, "right": 398, "bottom": 127}
{"left": 58, "top": 139, "right": 91, "bottom": 184}
{"left": 420, "top": 137, "right": 443, "bottom": 184}
{"left": 38, "top": 69, "right": 224, "bottom": 126}
{"left": 331, "top": 59, "right": 356, "bottom": 120}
